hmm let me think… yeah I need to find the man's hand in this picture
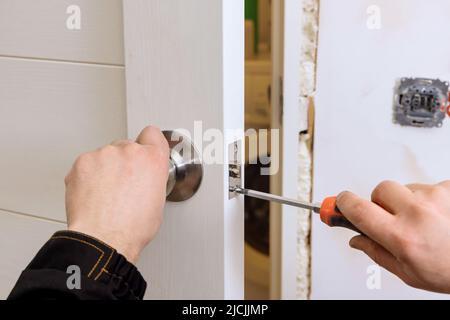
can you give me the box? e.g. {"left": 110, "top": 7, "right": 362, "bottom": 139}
{"left": 65, "top": 126, "right": 170, "bottom": 264}
{"left": 337, "top": 181, "right": 450, "bottom": 294}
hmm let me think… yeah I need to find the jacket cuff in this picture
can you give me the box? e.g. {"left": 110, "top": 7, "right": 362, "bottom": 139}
{"left": 26, "top": 230, "right": 147, "bottom": 300}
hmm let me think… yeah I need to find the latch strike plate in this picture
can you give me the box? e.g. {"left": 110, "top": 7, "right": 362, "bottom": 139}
{"left": 228, "top": 140, "right": 243, "bottom": 199}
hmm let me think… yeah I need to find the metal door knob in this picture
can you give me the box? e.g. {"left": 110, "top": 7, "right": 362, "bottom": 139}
{"left": 163, "top": 130, "right": 203, "bottom": 202}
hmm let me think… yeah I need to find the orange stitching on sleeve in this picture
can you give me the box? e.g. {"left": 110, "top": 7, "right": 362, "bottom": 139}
{"left": 102, "top": 268, "right": 114, "bottom": 277}
{"left": 94, "top": 250, "right": 114, "bottom": 281}
{"left": 51, "top": 235, "right": 104, "bottom": 278}
{"left": 61, "top": 231, "right": 114, "bottom": 250}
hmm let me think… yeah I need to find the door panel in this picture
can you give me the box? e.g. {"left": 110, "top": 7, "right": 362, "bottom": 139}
{"left": 123, "top": 0, "right": 244, "bottom": 299}
{"left": 0, "top": 210, "right": 64, "bottom": 299}
{"left": 0, "top": 0, "right": 124, "bottom": 65}
{"left": 0, "top": 57, "right": 127, "bottom": 222}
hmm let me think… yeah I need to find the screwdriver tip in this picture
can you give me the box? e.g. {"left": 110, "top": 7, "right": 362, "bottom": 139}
{"left": 229, "top": 186, "right": 244, "bottom": 194}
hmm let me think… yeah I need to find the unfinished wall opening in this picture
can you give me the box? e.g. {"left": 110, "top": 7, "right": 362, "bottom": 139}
{"left": 296, "top": 0, "right": 320, "bottom": 300}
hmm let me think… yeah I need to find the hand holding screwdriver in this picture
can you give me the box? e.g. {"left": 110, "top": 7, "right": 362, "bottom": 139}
{"left": 231, "top": 187, "right": 360, "bottom": 233}
{"left": 338, "top": 181, "right": 450, "bottom": 294}
{"left": 234, "top": 180, "right": 450, "bottom": 294}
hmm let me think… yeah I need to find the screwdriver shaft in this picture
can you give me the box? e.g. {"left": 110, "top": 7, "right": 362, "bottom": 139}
{"left": 231, "top": 187, "right": 361, "bottom": 233}
{"left": 231, "top": 187, "right": 321, "bottom": 213}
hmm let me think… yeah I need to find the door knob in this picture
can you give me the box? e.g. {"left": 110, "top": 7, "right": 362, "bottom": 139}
{"left": 163, "top": 130, "right": 203, "bottom": 202}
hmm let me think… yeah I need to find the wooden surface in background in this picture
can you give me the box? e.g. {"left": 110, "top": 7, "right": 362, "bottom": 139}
{"left": 0, "top": 0, "right": 124, "bottom": 65}
{"left": 0, "top": 210, "right": 64, "bottom": 299}
{"left": 0, "top": 0, "right": 127, "bottom": 297}
{"left": 0, "top": 58, "right": 126, "bottom": 222}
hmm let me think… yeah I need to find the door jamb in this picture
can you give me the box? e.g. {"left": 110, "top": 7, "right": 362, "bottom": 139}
{"left": 270, "top": 0, "right": 305, "bottom": 300}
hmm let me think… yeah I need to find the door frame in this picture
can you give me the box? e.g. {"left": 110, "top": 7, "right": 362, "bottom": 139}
{"left": 270, "top": 0, "right": 306, "bottom": 300}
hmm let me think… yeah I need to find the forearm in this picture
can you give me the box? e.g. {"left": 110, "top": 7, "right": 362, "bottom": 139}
{"left": 9, "top": 127, "right": 168, "bottom": 300}
{"left": 8, "top": 231, "right": 147, "bottom": 300}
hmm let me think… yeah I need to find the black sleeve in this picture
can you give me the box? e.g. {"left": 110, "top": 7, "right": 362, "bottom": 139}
{"left": 8, "top": 231, "right": 147, "bottom": 300}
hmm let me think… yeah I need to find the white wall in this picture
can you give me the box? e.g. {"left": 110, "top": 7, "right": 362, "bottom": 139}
{"left": 313, "top": 0, "right": 450, "bottom": 299}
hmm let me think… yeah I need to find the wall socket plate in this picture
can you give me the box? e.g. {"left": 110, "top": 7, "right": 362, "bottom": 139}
{"left": 228, "top": 140, "right": 243, "bottom": 199}
{"left": 394, "top": 77, "right": 449, "bottom": 128}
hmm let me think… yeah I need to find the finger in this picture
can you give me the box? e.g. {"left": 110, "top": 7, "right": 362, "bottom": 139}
{"left": 371, "top": 180, "right": 414, "bottom": 214}
{"left": 350, "top": 235, "right": 419, "bottom": 288}
{"left": 136, "top": 126, "right": 168, "bottom": 149}
{"left": 405, "top": 183, "right": 433, "bottom": 193}
{"left": 437, "top": 180, "right": 450, "bottom": 190}
{"left": 337, "top": 191, "right": 398, "bottom": 253}
{"left": 111, "top": 139, "right": 134, "bottom": 147}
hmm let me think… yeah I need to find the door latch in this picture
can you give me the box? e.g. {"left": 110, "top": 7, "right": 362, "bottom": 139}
{"left": 228, "top": 140, "right": 243, "bottom": 199}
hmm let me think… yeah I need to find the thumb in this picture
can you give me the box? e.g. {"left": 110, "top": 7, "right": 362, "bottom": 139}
{"left": 136, "top": 126, "right": 168, "bottom": 149}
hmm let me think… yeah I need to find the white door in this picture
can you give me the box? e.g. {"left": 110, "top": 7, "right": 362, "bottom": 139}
{"left": 122, "top": 0, "right": 244, "bottom": 300}
{"left": 0, "top": 0, "right": 244, "bottom": 300}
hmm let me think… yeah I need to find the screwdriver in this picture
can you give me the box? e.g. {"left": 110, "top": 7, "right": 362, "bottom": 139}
{"left": 230, "top": 187, "right": 360, "bottom": 233}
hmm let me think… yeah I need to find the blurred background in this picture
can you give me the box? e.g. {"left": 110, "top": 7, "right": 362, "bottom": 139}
{"left": 244, "top": 0, "right": 273, "bottom": 300}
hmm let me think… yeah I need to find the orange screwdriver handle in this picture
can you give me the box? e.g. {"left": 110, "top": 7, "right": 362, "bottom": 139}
{"left": 320, "top": 197, "right": 361, "bottom": 233}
